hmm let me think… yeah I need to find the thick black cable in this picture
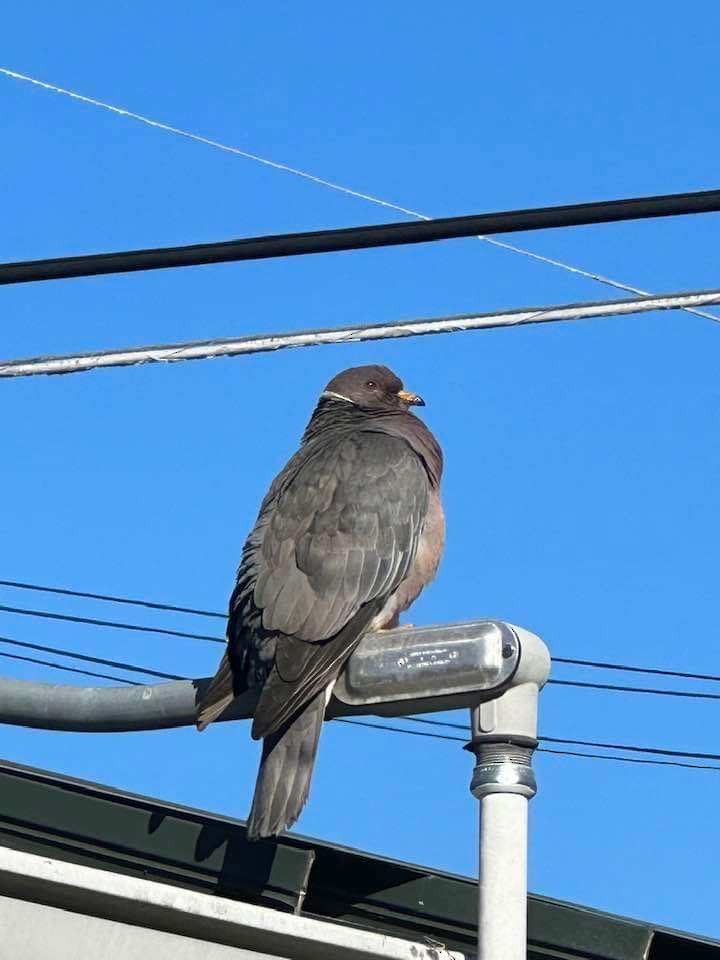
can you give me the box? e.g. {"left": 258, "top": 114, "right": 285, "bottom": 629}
{"left": 0, "top": 579, "right": 225, "bottom": 619}
{"left": 2, "top": 188, "right": 720, "bottom": 286}
{"left": 0, "top": 603, "right": 224, "bottom": 644}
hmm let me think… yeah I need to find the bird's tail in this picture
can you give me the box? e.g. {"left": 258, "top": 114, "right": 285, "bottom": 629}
{"left": 247, "top": 689, "right": 326, "bottom": 840}
{"left": 196, "top": 650, "right": 235, "bottom": 731}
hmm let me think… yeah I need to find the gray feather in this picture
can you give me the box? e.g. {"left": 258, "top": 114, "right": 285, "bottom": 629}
{"left": 247, "top": 690, "right": 325, "bottom": 840}
{"left": 197, "top": 380, "right": 444, "bottom": 841}
{"left": 196, "top": 651, "right": 235, "bottom": 731}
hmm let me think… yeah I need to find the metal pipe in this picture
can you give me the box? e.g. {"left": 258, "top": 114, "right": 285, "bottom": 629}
{"left": 467, "top": 627, "right": 550, "bottom": 959}
{"left": 0, "top": 620, "right": 520, "bottom": 732}
{"left": 479, "top": 793, "right": 529, "bottom": 959}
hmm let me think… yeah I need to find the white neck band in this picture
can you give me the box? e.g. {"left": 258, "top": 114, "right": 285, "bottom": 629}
{"left": 320, "top": 390, "right": 354, "bottom": 404}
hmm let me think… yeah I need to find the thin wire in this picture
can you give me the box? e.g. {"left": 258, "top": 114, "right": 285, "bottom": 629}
{"left": 0, "top": 579, "right": 225, "bottom": 619}
{"left": 2, "top": 625, "right": 720, "bottom": 761}
{"left": 0, "top": 650, "right": 141, "bottom": 686}
{"left": 0, "top": 69, "right": 416, "bottom": 216}
{"left": 4, "top": 287, "right": 720, "bottom": 379}
{"left": 481, "top": 236, "right": 720, "bottom": 323}
{"left": 335, "top": 717, "right": 465, "bottom": 743}
{"left": 337, "top": 718, "right": 720, "bottom": 771}
{"left": 400, "top": 717, "right": 720, "bottom": 761}
{"left": 547, "top": 677, "right": 720, "bottom": 701}
{"left": 5, "top": 580, "right": 720, "bottom": 690}
{"left": 0, "top": 603, "right": 224, "bottom": 644}
{"left": 1, "top": 632, "right": 718, "bottom": 768}
{"left": 539, "top": 735, "right": 720, "bottom": 762}
{"left": 552, "top": 655, "right": 720, "bottom": 684}
{"left": 537, "top": 746, "right": 720, "bottom": 772}
{"left": 6, "top": 602, "right": 720, "bottom": 699}
{"left": 0, "top": 634, "right": 188, "bottom": 682}
{"left": 2, "top": 66, "right": 717, "bottom": 323}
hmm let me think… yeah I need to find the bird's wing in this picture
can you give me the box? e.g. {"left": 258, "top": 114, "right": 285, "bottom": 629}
{"left": 256, "top": 431, "right": 429, "bottom": 641}
{"left": 251, "top": 430, "right": 430, "bottom": 738}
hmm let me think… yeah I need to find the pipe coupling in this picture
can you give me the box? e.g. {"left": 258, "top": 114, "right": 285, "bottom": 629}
{"left": 469, "top": 742, "right": 537, "bottom": 800}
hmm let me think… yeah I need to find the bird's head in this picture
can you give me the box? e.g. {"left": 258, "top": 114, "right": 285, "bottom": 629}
{"left": 321, "top": 365, "right": 425, "bottom": 412}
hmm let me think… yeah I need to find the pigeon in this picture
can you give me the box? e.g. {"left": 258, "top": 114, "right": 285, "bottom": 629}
{"left": 197, "top": 364, "right": 444, "bottom": 839}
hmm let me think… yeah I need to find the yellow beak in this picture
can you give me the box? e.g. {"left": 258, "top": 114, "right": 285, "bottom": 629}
{"left": 397, "top": 389, "right": 425, "bottom": 407}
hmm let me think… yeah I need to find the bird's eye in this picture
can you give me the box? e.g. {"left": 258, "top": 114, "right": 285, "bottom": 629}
{"left": 366, "top": 380, "right": 377, "bottom": 389}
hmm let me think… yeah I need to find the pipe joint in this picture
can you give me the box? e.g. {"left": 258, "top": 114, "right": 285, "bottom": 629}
{"left": 469, "top": 742, "right": 537, "bottom": 800}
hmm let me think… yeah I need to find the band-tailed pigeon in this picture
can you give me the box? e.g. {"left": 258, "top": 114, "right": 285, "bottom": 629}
{"left": 197, "top": 364, "right": 444, "bottom": 839}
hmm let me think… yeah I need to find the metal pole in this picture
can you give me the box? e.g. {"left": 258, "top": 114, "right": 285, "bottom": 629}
{"left": 467, "top": 626, "right": 550, "bottom": 959}
{"left": 479, "top": 793, "right": 529, "bottom": 957}
{"left": 0, "top": 620, "right": 520, "bottom": 732}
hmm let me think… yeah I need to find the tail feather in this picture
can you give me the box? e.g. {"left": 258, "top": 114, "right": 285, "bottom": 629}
{"left": 196, "top": 651, "right": 235, "bottom": 731}
{"left": 247, "top": 690, "right": 325, "bottom": 840}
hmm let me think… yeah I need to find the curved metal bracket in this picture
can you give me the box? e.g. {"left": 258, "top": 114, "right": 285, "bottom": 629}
{"left": 0, "top": 619, "right": 541, "bottom": 733}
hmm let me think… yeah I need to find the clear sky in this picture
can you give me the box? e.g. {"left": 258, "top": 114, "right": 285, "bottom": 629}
{"left": 2, "top": 0, "right": 719, "bottom": 940}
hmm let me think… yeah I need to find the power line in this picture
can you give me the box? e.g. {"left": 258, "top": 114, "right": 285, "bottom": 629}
{"left": 5, "top": 623, "right": 719, "bottom": 757}
{"left": 537, "top": 747, "right": 720, "bottom": 772}
{"left": 0, "top": 635, "right": 188, "bottom": 682}
{"left": 337, "top": 719, "right": 720, "bottom": 772}
{"left": 335, "top": 717, "right": 465, "bottom": 743}
{"left": 400, "top": 717, "right": 720, "bottom": 761}
{"left": 3, "top": 287, "right": 720, "bottom": 380}
{"left": 466, "top": 235, "right": 720, "bottom": 324}
{"left": 539, "top": 735, "right": 720, "bottom": 762}
{"left": 0, "top": 68, "right": 431, "bottom": 220}
{"left": 4, "top": 580, "right": 720, "bottom": 689}
{"left": 0, "top": 635, "right": 718, "bottom": 770}
{"left": 552, "top": 655, "right": 720, "bottom": 684}
{"left": 2, "top": 67, "right": 718, "bottom": 325}
{"left": 3, "top": 616, "right": 720, "bottom": 714}
{"left": 2, "top": 190, "right": 720, "bottom": 287}
{"left": 0, "top": 579, "right": 225, "bottom": 619}
{"left": 0, "top": 603, "right": 224, "bottom": 644}
{"left": 0, "top": 650, "right": 142, "bottom": 686}
{"left": 547, "top": 678, "right": 720, "bottom": 701}
{"left": 8, "top": 622, "right": 714, "bottom": 765}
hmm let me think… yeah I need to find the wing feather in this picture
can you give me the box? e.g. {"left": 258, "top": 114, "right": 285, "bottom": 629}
{"left": 247, "top": 430, "right": 430, "bottom": 738}
{"left": 257, "top": 431, "right": 428, "bottom": 642}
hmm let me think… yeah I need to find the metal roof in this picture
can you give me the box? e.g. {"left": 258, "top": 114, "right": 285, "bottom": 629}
{"left": 0, "top": 758, "right": 715, "bottom": 959}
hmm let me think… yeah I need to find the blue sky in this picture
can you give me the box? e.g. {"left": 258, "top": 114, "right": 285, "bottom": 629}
{"left": 2, "top": 0, "right": 719, "bottom": 939}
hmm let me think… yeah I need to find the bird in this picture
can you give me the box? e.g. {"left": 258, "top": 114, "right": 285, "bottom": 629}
{"left": 196, "top": 364, "right": 444, "bottom": 840}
